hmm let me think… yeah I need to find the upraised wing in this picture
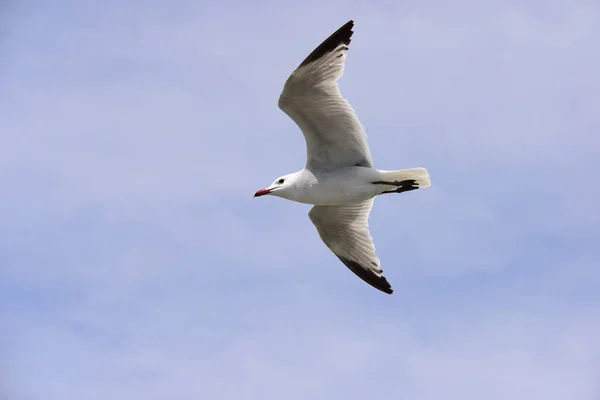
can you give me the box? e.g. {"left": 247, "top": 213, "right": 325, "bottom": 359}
{"left": 278, "top": 20, "right": 373, "bottom": 169}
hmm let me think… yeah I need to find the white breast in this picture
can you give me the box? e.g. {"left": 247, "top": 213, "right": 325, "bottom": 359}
{"left": 293, "top": 167, "right": 380, "bottom": 206}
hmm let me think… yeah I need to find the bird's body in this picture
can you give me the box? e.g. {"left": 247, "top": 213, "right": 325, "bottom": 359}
{"left": 271, "top": 166, "right": 381, "bottom": 205}
{"left": 254, "top": 20, "right": 431, "bottom": 294}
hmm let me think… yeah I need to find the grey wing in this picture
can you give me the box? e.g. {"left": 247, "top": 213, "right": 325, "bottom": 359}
{"left": 278, "top": 20, "right": 373, "bottom": 169}
{"left": 308, "top": 200, "right": 393, "bottom": 294}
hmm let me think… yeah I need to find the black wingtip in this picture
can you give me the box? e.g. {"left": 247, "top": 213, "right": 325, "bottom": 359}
{"left": 298, "top": 20, "right": 355, "bottom": 68}
{"left": 339, "top": 256, "right": 394, "bottom": 295}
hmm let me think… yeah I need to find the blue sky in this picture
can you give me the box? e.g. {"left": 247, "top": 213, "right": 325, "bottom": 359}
{"left": 1, "top": 0, "right": 599, "bottom": 399}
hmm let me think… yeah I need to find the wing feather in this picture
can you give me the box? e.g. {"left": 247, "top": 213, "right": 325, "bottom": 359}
{"left": 308, "top": 200, "right": 393, "bottom": 294}
{"left": 278, "top": 20, "right": 373, "bottom": 169}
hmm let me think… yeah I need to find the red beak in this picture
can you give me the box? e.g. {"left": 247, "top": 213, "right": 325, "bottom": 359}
{"left": 254, "top": 188, "right": 273, "bottom": 197}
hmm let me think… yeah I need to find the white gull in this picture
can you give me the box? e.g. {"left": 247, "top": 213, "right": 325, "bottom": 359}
{"left": 254, "top": 20, "right": 431, "bottom": 294}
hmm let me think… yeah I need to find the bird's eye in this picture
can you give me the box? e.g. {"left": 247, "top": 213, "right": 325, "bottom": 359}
{"left": 278, "top": 179, "right": 285, "bottom": 184}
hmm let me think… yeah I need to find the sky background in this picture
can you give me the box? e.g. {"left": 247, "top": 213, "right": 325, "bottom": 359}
{"left": 1, "top": 0, "right": 600, "bottom": 399}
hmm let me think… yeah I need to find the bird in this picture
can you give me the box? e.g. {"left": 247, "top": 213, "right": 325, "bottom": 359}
{"left": 253, "top": 20, "right": 431, "bottom": 294}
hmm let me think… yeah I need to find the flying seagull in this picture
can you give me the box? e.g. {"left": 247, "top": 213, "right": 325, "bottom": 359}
{"left": 254, "top": 20, "right": 431, "bottom": 294}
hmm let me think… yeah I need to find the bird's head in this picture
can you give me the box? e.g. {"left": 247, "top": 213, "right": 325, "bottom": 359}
{"left": 254, "top": 174, "right": 295, "bottom": 199}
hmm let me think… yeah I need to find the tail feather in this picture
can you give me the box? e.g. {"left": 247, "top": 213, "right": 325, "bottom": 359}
{"left": 377, "top": 167, "right": 431, "bottom": 188}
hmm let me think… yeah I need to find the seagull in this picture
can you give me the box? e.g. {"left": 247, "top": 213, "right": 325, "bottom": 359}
{"left": 254, "top": 20, "right": 431, "bottom": 294}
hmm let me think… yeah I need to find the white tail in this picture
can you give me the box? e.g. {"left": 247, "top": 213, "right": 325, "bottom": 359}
{"left": 377, "top": 167, "right": 431, "bottom": 188}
